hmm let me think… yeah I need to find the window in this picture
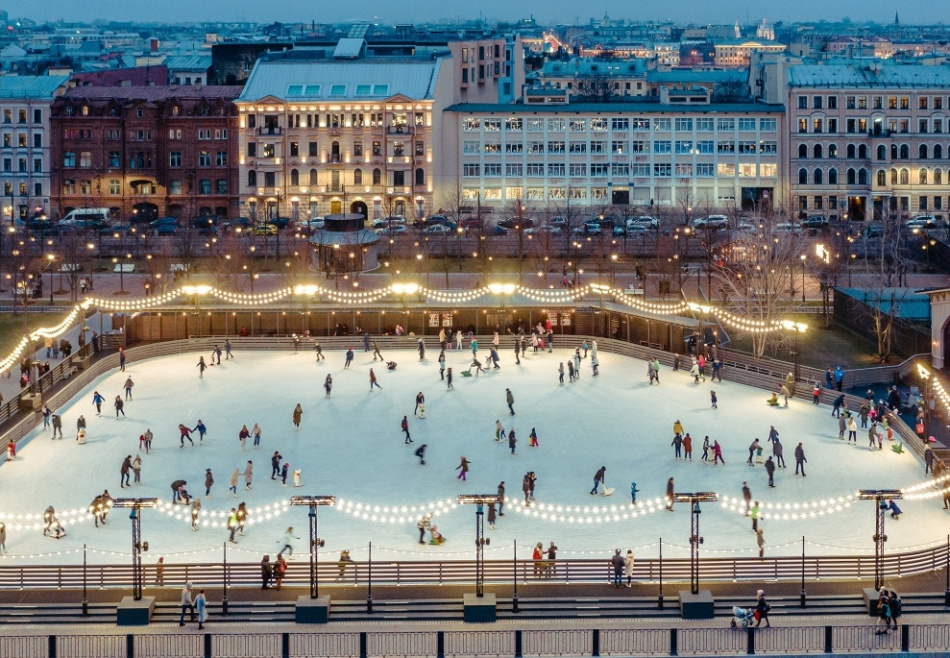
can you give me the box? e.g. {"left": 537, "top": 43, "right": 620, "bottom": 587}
{"left": 920, "top": 169, "right": 929, "bottom": 185}
{"left": 247, "top": 143, "right": 257, "bottom": 157}
{"left": 920, "top": 144, "right": 929, "bottom": 160}
{"left": 798, "top": 144, "right": 808, "bottom": 159}
{"left": 738, "top": 141, "right": 756, "bottom": 154}
{"left": 653, "top": 163, "right": 671, "bottom": 177}
{"left": 653, "top": 141, "right": 671, "bottom": 154}
{"left": 199, "top": 179, "right": 212, "bottom": 195}
{"left": 505, "top": 118, "right": 522, "bottom": 131}
{"left": 899, "top": 168, "right": 909, "bottom": 185}
{"left": 899, "top": 144, "right": 909, "bottom": 160}
{"left": 63, "top": 151, "right": 75, "bottom": 167}
{"left": 798, "top": 96, "right": 808, "bottom": 109}
{"left": 739, "top": 118, "right": 756, "bottom": 131}
{"left": 717, "top": 141, "right": 735, "bottom": 153}
{"left": 827, "top": 96, "right": 837, "bottom": 110}
{"left": 463, "top": 118, "right": 480, "bottom": 131}
{"left": 611, "top": 163, "right": 629, "bottom": 176}
{"left": 568, "top": 142, "right": 587, "bottom": 154}
{"left": 631, "top": 118, "right": 649, "bottom": 131}
{"left": 653, "top": 118, "right": 671, "bottom": 132}
{"left": 484, "top": 119, "right": 501, "bottom": 132}
{"left": 372, "top": 168, "right": 381, "bottom": 185}
{"left": 216, "top": 180, "right": 228, "bottom": 194}
{"left": 814, "top": 169, "right": 823, "bottom": 185}
{"left": 484, "top": 163, "right": 501, "bottom": 177}
{"left": 62, "top": 180, "right": 75, "bottom": 195}
{"left": 829, "top": 144, "right": 838, "bottom": 158}
{"left": 463, "top": 164, "right": 480, "bottom": 177}
{"left": 858, "top": 145, "right": 867, "bottom": 159}
{"left": 814, "top": 144, "right": 823, "bottom": 159}
{"left": 547, "top": 141, "right": 565, "bottom": 153}
{"left": 247, "top": 170, "right": 257, "bottom": 187}
{"left": 547, "top": 163, "right": 565, "bottom": 176}
{"left": 198, "top": 151, "right": 211, "bottom": 167}
{"left": 829, "top": 168, "right": 838, "bottom": 185}
{"left": 936, "top": 145, "right": 943, "bottom": 159}
{"left": 590, "top": 163, "right": 608, "bottom": 176}
{"left": 79, "top": 180, "right": 91, "bottom": 195}
{"left": 612, "top": 118, "right": 629, "bottom": 131}
{"left": 890, "top": 168, "right": 898, "bottom": 184}
{"left": 527, "top": 119, "right": 543, "bottom": 132}
{"left": 798, "top": 168, "right": 808, "bottom": 185}
{"left": 813, "top": 118, "right": 823, "bottom": 133}
{"left": 717, "top": 118, "right": 735, "bottom": 131}
{"left": 675, "top": 118, "right": 693, "bottom": 131}
{"left": 696, "top": 163, "right": 714, "bottom": 177}
{"left": 309, "top": 169, "right": 318, "bottom": 185}
{"left": 33, "top": 158, "right": 42, "bottom": 172}
{"left": 216, "top": 151, "right": 227, "bottom": 167}
{"left": 506, "top": 163, "right": 523, "bottom": 176}
{"left": 760, "top": 118, "right": 777, "bottom": 131}
{"left": 697, "top": 141, "right": 714, "bottom": 154}
{"left": 290, "top": 169, "right": 299, "bottom": 186}
{"left": 263, "top": 172, "right": 275, "bottom": 187}
{"left": 935, "top": 169, "right": 943, "bottom": 185}
{"left": 569, "top": 164, "right": 587, "bottom": 177}
{"left": 877, "top": 170, "right": 886, "bottom": 186}
{"left": 858, "top": 169, "right": 868, "bottom": 185}
{"left": 847, "top": 144, "right": 856, "bottom": 159}
{"left": 169, "top": 180, "right": 182, "bottom": 195}
{"left": 798, "top": 118, "right": 807, "bottom": 133}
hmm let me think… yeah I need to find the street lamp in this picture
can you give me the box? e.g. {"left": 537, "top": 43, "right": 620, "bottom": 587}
{"left": 781, "top": 320, "right": 808, "bottom": 382}
{"left": 857, "top": 489, "right": 903, "bottom": 591}
{"left": 182, "top": 285, "right": 212, "bottom": 338}
{"left": 457, "top": 494, "right": 501, "bottom": 598}
{"left": 800, "top": 253, "right": 807, "bottom": 303}
{"left": 670, "top": 492, "right": 718, "bottom": 595}
{"left": 110, "top": 498, "right": 159, "bottom": 601}
{"left": 46, "top": 253, "right": 55, "bottom": 305}
{"left": 289, "top": 495, "right": 336, "bottom": 599}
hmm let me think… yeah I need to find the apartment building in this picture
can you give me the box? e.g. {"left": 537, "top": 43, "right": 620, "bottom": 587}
{"left": 442, "top": 89, "right": 784, "bottom": 214}
{"left": 49, "top": 85, "right": 242, "bottom": 221}
{"left": 0, "top": 75, "right": 70, "bottom": 222}
{"left": 786, "top": 63, "right": 950, "bottom": 221}
{"left": 235, "top": 36, "right": 522, "bottom": 221}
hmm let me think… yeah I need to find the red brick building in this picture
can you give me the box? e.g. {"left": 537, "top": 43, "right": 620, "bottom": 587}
{"left": 49, "top": 85, "right": 243, "bottom": 222}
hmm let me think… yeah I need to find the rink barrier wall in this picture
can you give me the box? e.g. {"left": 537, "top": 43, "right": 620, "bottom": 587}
{"left": 4, "top": 623, "right": 950, "bottom": 657}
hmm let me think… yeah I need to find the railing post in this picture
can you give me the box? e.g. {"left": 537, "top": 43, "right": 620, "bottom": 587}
{"left": 126, "top": 634, "right": 134, "bottom": 658}
{"left": 592, "top": 629, "right": 600, "bottom": 657}
{"left": 901, "top": 624, "right": 909, "bottom": 652}
{"left": 359, "top": 632, "right": 367, "bottom": 658}
{"left": 204, "top": 632, "right": 212, "bottom": 658}
{"left": 824, "top": 626, "right": 833, "bottom": 653}
{"left": 437, "top": 631, "right": 445, "bottom": 658}
{"left": 282, "top": 632, "right": 290, "bottom": 658}
{"left": 48, "top": 635, "right": 56, "bottom": 658}
{"left": 746, "top": 627, "right": 755, "bottom": 655}
{"left": 669, "top": 628, "right": 678, "bottom": 656}
{"left": 515, "top": 630, "right": 523, "bottom": 658}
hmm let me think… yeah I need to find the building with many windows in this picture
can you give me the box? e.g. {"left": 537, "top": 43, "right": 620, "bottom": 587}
{"left": 49, "top": 85, "right": 242, "bottom": 221}
{"left": 785, "top": 63, "right": 950, "bottom": 221}
{"left": 235, "top": 37, "right": 522, "bottom": 221}
{"left": 441, "top": 92, "right": 784, "bottom": 215}
{"left": 0, "top": 75, "right": 70, "bottom": 222}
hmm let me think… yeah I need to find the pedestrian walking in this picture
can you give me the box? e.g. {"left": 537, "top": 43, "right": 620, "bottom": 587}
{"left": 179, "top": 583, "right": 195, "bottom": 626}
{"left": 260, "top": 555, "right": 272, "bottom": 589}
{"left": 755, "top": 590, "right": 771, "bottom": 628}
{"left": 195, "top": 590, "right": 208, "bottom": 629}
{"left": 624, "top": 549, "right": 635, "bottom": 587}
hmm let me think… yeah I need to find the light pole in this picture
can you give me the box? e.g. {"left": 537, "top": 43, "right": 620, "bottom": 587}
{"left": 800, "top": 253, "right": 806, "bottom": 303}
{"left": 782, "top": 320, "right": 808, "bottom": 382}
{"left": 46, "top": 253, "right": 55, "bottom": 305}
{"left": 110, "top": 498, "right": 159, "bottom": 601}
{"left": 289, "top": 495, "right": 336, "bottom": 599}
{"left": 458, "top": 494, "right": 501, "bottom": 598}
{"left": 857, "top": 489, "right": 903, "bottom": 591}
{"left": 671, "top": 492, "right": 718, "bottom": 595}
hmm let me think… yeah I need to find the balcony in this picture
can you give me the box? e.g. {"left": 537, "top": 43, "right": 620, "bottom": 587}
{"left": 257, "top": 127, "right": 283, "bottom": 136}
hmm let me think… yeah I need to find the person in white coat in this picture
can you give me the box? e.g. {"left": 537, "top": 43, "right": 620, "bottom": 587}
{"left": 277, "top": 526, "right": 299, "bottom": 559}
{"left": 195, "top": 589, "right": 208, "bottom": 629}
{"left": 624, "top": 549, "right": 635, "bottom": 587}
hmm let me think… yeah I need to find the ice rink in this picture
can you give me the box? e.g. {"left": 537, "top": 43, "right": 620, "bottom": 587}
{"left": 0, "top": 343, "right": 945, "bottom": 566}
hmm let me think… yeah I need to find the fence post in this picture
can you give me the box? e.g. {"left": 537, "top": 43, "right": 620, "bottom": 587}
{"left": 746, "top": 627, "right": 755, "bottom": 655}
{"left": 824, "top": 626, "right": 833, "bottom": 653}
{"left": 126, "top": 634, "right": 134, "bottom": 658}
{"left": 591, "top": 629, "right": 600, "bottom": 657}
{"left": 282, "top": 632, "right": 290, "bottom": 658}
{"left": 669, "top": 628, "right": 678, "bottom": 656}
{"left": 359, "top": 631, "right": 367, "bottom": 658}
{"left": 204, "top": 633, "right": 212, "bottom": 658}
{"left": 901, "top": 625, "right": 909, "bottom": 652}
{"left": 48, "top": 635, "right": 56, "bottom": 658}
{"left": 437, "top": 631, "right": 445, "bottom": 658}
{"left": 515, "top": 630, "right": 523, "bottom": 658}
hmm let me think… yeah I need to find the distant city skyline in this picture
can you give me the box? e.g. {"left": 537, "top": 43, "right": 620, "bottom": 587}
{"left": 1, "top": 0, "right": 934, "bottom": 27}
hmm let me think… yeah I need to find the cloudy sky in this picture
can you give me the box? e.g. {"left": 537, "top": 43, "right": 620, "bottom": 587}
{"left": 1, "top": 0, "right": 931, "bottom": 25}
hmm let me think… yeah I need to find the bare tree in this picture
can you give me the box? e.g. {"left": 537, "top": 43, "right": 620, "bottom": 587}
{"left": 854, "top": 220, "right": 910, "bottom": 362}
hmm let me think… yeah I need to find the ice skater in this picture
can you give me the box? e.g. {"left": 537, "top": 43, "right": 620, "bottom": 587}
{"left": 314, "top": 342, "right": 325, "bottom": 361}
{"left": 277, "top": 527, "right": 299, "bottom": 558}
{"left": 344, "top": 348, "right": 354, "bottom": 369}
{"left": 590, "top": 466, "right": 606, "bottom": 495}
{"left": 558, "top": 362, "right": 565, "bottom": 385}
{"left": 114, "top": 396, "right": 125, "bottom": 418}
{"left": 229, "top": 468, "right": 240, "bottom": 497}
{"left": 414, "top": 444, "right": 427, "bottom": 465}
{"left": 238, "top": 424, "right": 249, "bottom": 451}
{"left": 270, "top": 451, "right": 282, "bottom": 479}
{"left": 293, "top": 404, "right": 302, "bottom": 428}
{"left": 506, "top": 388, "right": 515, "bottom": 415}
{"left": 191, "top": 500, "right": 201, "bottom": 531}
{"left": 446, "top": 368, "right": 453, "bottom": 389}
{"left": 197, "top": 356, "right": 207, "bottom": 378}
{"left": 204, "top": 468, "right": 214, "bottom": 496}
{"left": 124, "top": 376, "right": 134, "bottom": 400}
{"left": 92, "top": 391, "right": 104, "bottom": 415}
{"left": 244, "top": 461, "right": 253, "bottom": 490}
{"left": 456, "top": 456, "right": 470, "bottom": 481}
{"left": 178, "top": 424, "right": 195, "bottom": 447}
{"left": 414, "top": 392, "right": 425, "bottom": 416}
{"left": 120, "top": 455, "right": 132, "bottom": 488}
{"left": 508, "top": 428, "right": 517, "bottom": 455}
{"left": 369, "top": 368, "right": 382, "bottom": 391}
{"left": 252, "top": 422, "right": 262, "bottom": 448}
{"left": 194, "top": 420, "right": 207, "bottom": 443}
{"left": 529, "top": 427, "right": 539, "bottom": 447}
{"left": 401, "top": 415, "right": 412, "bottom": 444}
{"left": 324, "top": 375, "right": 332, "bottom": 397}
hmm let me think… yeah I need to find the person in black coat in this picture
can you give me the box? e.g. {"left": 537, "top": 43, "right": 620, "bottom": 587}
{"left": 755, "top": 590, "right": 771, "bottom": 627}
{"left": 260, "top": 555, "right": 272, "bottom": 589}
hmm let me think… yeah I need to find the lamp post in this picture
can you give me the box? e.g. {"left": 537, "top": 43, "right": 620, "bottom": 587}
{"left": 857, "top": 489, "right": 903, "bottom": 591}
{"left": 182, "top": 285, "right": 211, "bottom": 339}
{"left": 458, "top": 494, "right": 501, "bottom": 598}
{"left": 671, "top": 492, "right": 718, "bottom": 595}
{"left": 782, "top": 320, "right": 808, "bottom": 382}
{"left": 46, "top": 253, "right": 55, "bottom": 305}
{"left": 110, "top": 498, "right": 159, "bottom": 601}
{"left": 800, "top": 253, "right": 807, "bottom": 303}
{"left": 289, "top": 495, "right": 336, "bottom": 599}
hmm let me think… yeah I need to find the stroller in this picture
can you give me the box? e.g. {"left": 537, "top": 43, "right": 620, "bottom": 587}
{"left": 731, "top": 605, "right": 756, "bottom": 628}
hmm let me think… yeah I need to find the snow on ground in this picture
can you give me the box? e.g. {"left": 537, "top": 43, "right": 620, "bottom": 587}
{"left": 0, "top": 345, "right": 944, "bottom": 566}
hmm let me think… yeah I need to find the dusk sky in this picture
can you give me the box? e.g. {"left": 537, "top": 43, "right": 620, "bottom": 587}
{"left": 1, "top": 0, "right": 936, "bottom": 26}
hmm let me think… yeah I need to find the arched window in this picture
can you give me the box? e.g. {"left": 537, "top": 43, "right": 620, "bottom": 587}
{"left": 935, "top": 169, "right": 943, "bottom": 185}
{"left": 847, "top": 144, "right": 856, "bottom": 158}
{"left": 798, "top": 168, "right": 808, "bottom": 185}
{"left": 309, "top": 169, "right": 318, "bottom": 185}
{"left": 877, "top": 144, "right": 887, "bottom": 161}
{"left": 920, "top": 144, "right": 929, "bottom": 159}
{"left": 290, "top": 169, "right": 299, "bottom": 186}
{"left": 858, "top": 144, "right": 868, "bottom": 159}
{"left": 798, "top": 144, "right": 807, "bottom": 158}
{"left": 877, "top": 170, "right": 886, "bottom": 186}
{"left": 814, "top": 168, "right": 823, "bottom": 185}
{"left": 899, "top": 168, "right": 909, "bottom": 185}
{"left": 415, "top": 168, "right": 425, "bottom": 186}
{"left": 847, "top": 168, "right": 856, "bottom": 185}
{"left": 828, "top": 168, "right": 838, "bottom": 185}
{"left": 331, "top": 141, "right": 341, "bottom": 161}
{"left": 247, "top": 170, "right": 257, "bottom": 187}
{"left": 353, "top": 168, "right": 363, "bottom": 184}
{"left": 372, "top": 168, "right": 381, "bottom": 185}
{"left": 814, "top": 144, "right": 823, "bottom": 159}
{"left": 935, "top": 144, "right": 943, "bottom": 159}
{"left": 899, "top": 144, "right": 909, "bottom": 159}
{"left": 891, "top": 144, "right": 898, "bottom": 159}
{"left": 890, "top": 168, "right": 898, "bottom": 184}
{"left": 828, "top": 144, "right": 838, "bottom": 158}
{"left": 919, "top": 168, "right": 928, "bottom": 185}
{"left": 858, "top": 168, "right": 868, "bottom": 185}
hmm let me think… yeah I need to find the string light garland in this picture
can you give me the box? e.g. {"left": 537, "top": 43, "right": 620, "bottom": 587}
{"left": 721, "top": 494, "right": 855, "bottom": 521}
{"left": 506, "top": 496, "right": 666, "bottom": 524}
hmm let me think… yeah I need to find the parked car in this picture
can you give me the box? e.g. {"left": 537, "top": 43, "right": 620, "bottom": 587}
{"left": 415, "top": 214, "right": 450, "bottom": 228}
{"left": 583, "top": 220, "right": 603, "bottom": 235}
{"left": 774, "top": 222, "right": 801, "bottom": 233}
{"left": 862, "top": 224, "right": 885, "bottom": 239}
{"left": 801, "top": 215, "right": 829, "bottom": 229}
{"left": 460, "top": 215, "right": 484, "bottom": 229}
{"left": 253, "top": 223, "right": 279, "bottom": 236}
{"left": 374, "top": 225, "right": 407, "bottom": 236}
{"left": 425, "top": 223, "right": 454, "bottom": 234}
{"left": 487, "top": 225, "right": 509, "bottom": 236}
{"left": 26, "top": 217, "right": 55, "bottom": 233}
{"left": 150, "top": 217, "right": 180, "bottom": 236}
{"left": 265, "top": 217, "right": 291, "bottom": 229}
{"left": 906, "top": 215, "right": 946, "bottom": 229}
{"left": 192, "top": 216, "right": 218, "bottom": 235}
{"left": 612, "top": 225, "right": 627, "bottom": 236}
{"left": 548, "top": 216, "right": 567, "bottom": 226}
{"left": 497, "top": 217, "right": 535, "bottom": 229}
{"left": 45, "top": 223, "right": 81, "bottom": 237}
{"left": 626, "top": 216, "right": 659, "bottom": 230}
{"left": 525, "top": 225, "right": 562, "bottom": 236}
{"left": 692, "top": 215, "right": 729, "bottom": 230}
{"left": 99, "top": 225, "right": 134, "bottom": 237}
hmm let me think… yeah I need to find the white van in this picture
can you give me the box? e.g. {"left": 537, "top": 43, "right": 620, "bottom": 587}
{"left": 60, "top": 208, "right": 112, "bottom": 228}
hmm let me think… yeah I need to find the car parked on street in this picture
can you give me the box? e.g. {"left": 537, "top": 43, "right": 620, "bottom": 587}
{"left": 692, "top": 215, "right": 729, "bottom": 230}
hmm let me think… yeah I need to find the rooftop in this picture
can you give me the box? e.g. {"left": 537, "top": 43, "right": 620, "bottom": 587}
{"left": 163, "top": 55, "right": 212, "bottom": 72}
{"left": 788, "top": 62, "right": 950, "bottom": 88}
{"left": 0, "top": 75, "right": 71, "bottom": 100}
{"left": 445, "top": 100, "right": 784, "bottom": 114}
{"left": 62, "top": 84, "right": 243, "bottom": 101}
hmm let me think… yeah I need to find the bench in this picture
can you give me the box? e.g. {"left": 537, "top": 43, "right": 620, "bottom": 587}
{"left": 63, "top": 366, "right": 78, "bottom": 380}
{"left": 113, "top": 264, "right": 134, "bottom": 274}
{"left": 170, "top": 263, "right": 190, "bottom": 272}
{"left": 59, "top": 263, "right": 82, "bottom": 273}
{"left": 623, "top": 287, "right": 645, "bottom": 296}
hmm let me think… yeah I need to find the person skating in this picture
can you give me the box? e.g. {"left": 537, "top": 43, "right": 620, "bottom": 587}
{"left": 847, "top": 415, "right": 858, "bottom": 443}
{"left": 558, "top": 362, "right": 565, "bottom": 385}
{"left": 773, "top": 439, "right": 785, "bottom": 468}
{"left": 277, "top": 527, "right": 299, "bottom": 559}
{"left": 225, "top": 339, "right": 233, "bottom": 360}
{"left": 314, "top": 342, "right": 324, "bottom": 361}
{"left": 193, "top": 419, "right": 207, "bottom": 443}
{"left": 124, "top": 376, "right": 134, "bottom": 400}
{"left": 114, "top": 396, "right": 125, "bottom": 418}
{"left": 514, "top": 339, "right": 521, "bottom": 365}
{"left": 344, "top": 348, "right": 354, "bottom": 369}
{"left": 573, "top": 350, "right": 581, "bottom": 378}
{"left": 630, "top": 481, "right": 639, "bottom": 506}
{"left": 143, "top": 428, "right": 152, "bottom": 453}
{"left": 522, "top": 473, "right": 532, "bottom": 505}
{"left": 251, "top": 423, "right": 262, "bottom": 448}
{"left": 132, "top": 455, "right": 142, "bottom": 484}
{"left": 765, "top": 456, "right": 776, "bottom": 487}
{"left": 832, "top": 394, "right": 845, "bottom": 417}
{"left": 402, "top": 416, "right": 412, "bottom": 443}
{"left": 494, "top": 419, "right": 506, "bottom": 442}
{"left": 456, "top": 456, "right": 471, "bottom": 481}
{"left": 120, "top": 455, "right": 132, "bottom": 488}
{"left": 50, "top": 414, "right": 63, "bottom": 439}
{"left": 713, "top": 439, "right": 725, "bottom": 465}
{"left": 837, "top": 413, "right": 847, "bottom": 440}
{"left": 191, "top": 499, "right": 201, "bottom": 531}
{"left": 590, "top": 466, "right": 606, "bottom": 495}
{"left": 497, "top": 481, "right": 506, "bottom": 515}
{"left": 244, "top": 461, "right": 253, "bottom": 490}
{"left": 417, "top": 514, "right": 431, "bottom": 544}
{"left": 794, "top": 443, "right": 807, "bottom": 476}
{"left": 701, "top": 436, "right": 710, "bottom": 462}
{"left": 567, "top": 360, "right": 575, "bottom": 382}
{"left": 324, "top": 374, "right": 332, "bottom": 397}
{"left": 204, "top": 468, "right": 214, "bottom": 497}
{"left": 373, "top": 341, "right": 383, "bottom": 362}
{"left": 529, "top": 427, "right": 539, "bottom": 447}
{"left": 925, "top": 446, "right": 935, "bottom": 474}
{"left": 369, "top": 368, "right": 382, "bottom": 391}
{"left": 508, "top": 428, "right": 517, "bottom": 456}
{"left": 238, "top": 424, "right": 249, "bottom": 451}
{"left": 236, "top": 502, "right": 248, "bottom": 535}
{"left": 671, "top": 433, "right": 683, "bottom": 459}
{"left": 506, "top": 388, "right": 515, "bottom": 415}
{"left": 92, "top": 391, "right": 104, "bottom": 415}
{"left": 213, "top": 345, "right": 222, "bottom": 365}
{"left": 196, "top": 356, "right": 207, "bottom": 378}
{"left": 710, "top": 390, "right": 718, "bottom": 409}
{"left": 292, "top": 404, "right": 303, "bottom": 428}
{"left": 178, "top": 424, "right": 195, "bottom": 447}
{"left": 446, "top": 367, "right": 453, "bottom": 389}
{"left": 418, "top": 338, "right": 426, "bottom": 361}
{"left": 742, "top": 482, "right": 753, "bottom": 515}
{"left": 414, "top": 444, "right": 427, "bottom": 465}
{"left": 666, "top": 477, "right": 675, "bottom": 511}
{"left": 414, "top": 392, "right": 425, "bottom": 416}
{"left": 42, "top": 405, "right": 52, "bottom": 430}
{"left": 439, "top": 350, "right": 446, "bottom": 379}
{"left": 229, "top": 468, "right": 239, "bottom": 497}
{"left": 270, "top": 451, "right": 282, "bottom": 479}
{"left": 748, "top": 438, "right": 761, "bottom": 466}
{"left": 293, "top": 469, "right": 302, "bottom": 487}
{"left": 487, "top": 502, "right": 497, "bottom": 530}
{"left": 280, "top": 462, "right": 289, "bottom": 486}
